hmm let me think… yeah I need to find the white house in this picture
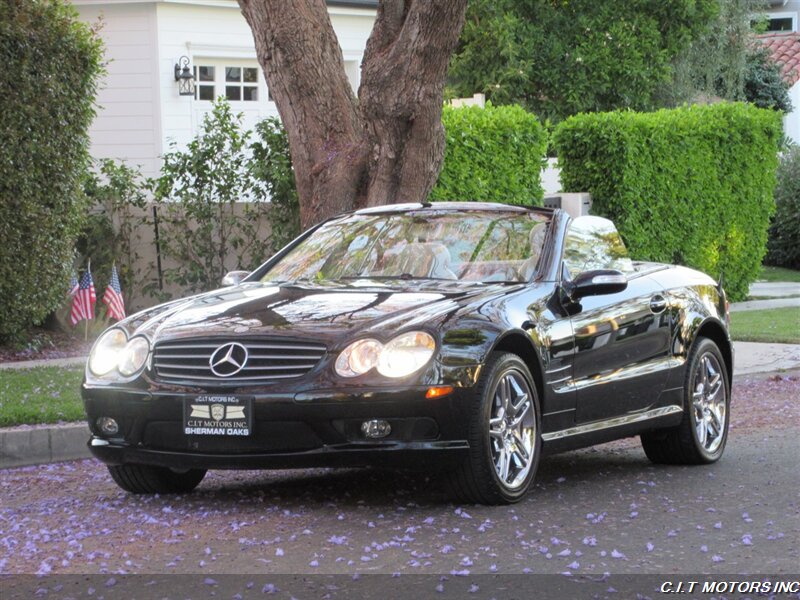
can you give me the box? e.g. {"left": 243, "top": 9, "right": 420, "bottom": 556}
{"left": 72, "top": 0, "right": 377, "bottom": 178}
{"left": 758, "top": 32, "right": 800, "bottom": 144}
{"left": 763, "top": 0, "right": 800, "bottom": 33}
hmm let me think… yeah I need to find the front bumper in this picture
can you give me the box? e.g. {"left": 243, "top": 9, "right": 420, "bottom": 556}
{"left": 83, "top": 385, "right": 473, "bottom": 470}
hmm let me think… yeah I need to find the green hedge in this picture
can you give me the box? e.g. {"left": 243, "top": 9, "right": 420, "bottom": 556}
{"left": 766, "top": 146, "right": 800, "bottom": 270}
{"left": 430, "top": 103, "right": 547, "bottom": 206}
{"left": 0, "top": 0, "right": 104, "bottom": 341}
{"left": 553, "top": 103, "right": 781, "bottom": 300}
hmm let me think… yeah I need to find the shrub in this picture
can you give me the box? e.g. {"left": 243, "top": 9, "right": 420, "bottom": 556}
{"left": 0, "top": 0, "right": 104, "bottom": 341}
{"left": 430, "top": 103, "right": 547, "bottom": 206}
{"left": 153, "top": 99, "right": 273, "bottom": 296}
{"left": 79, "top": 159, "right": 151, "bottom": 308}
{"left": 250, "top": 117, "right": 301, "bottom": 250}
{"left": 553, "top": 103, "right": 781, "bottom": 300}
{"left": 766, "top": 146, "right": 800, "bottom": 269}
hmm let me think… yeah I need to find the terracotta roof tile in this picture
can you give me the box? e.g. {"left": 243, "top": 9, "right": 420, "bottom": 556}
{"left": 757, "top": 32, "right": 800, "bottom": 86}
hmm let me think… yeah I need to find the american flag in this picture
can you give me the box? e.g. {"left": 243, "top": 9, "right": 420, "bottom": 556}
{"left": 102, "top": 265, "right": 126, "bottom": 321}
{"left": 70, "top": 268, "right": 96, "bottom": 326}
{"left": 68, "top": 273, "right": 79, "bottom": 298}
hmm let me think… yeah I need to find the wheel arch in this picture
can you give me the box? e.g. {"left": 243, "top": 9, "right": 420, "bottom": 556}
{"left": 490, "top": 331, "right": 545, "bottom": 408}
{"left": 693, "top": 318, "right": 733, "bottom": 387}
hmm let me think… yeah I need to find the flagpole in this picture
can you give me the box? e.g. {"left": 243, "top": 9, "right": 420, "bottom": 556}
{"left": 85, "top": 259, "right": 91, "bottom": 342}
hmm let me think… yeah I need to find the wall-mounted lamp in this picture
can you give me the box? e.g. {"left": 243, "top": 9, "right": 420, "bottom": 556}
{"left": 174, "top": 56, "right": 195, "bottom": 96}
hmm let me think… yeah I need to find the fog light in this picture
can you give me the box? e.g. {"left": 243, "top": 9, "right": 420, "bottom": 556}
{"left": 361, "top": 419, "right": 391, "bottom": 439}
{"left": 96, "top": 417, "right": 119, "bottom": 435}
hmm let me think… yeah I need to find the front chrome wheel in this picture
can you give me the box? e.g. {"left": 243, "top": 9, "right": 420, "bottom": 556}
{"left": 489, "top": 370, "right": 536, "bottom": 491}
{"left": 446, "top": 352, "right": 541, "bottom": 504}
{"left": 692, "top": 353, "right": 726, "bottom": 454}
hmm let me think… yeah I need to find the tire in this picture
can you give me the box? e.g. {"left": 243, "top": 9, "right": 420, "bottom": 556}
{"left": 446, "top": 352, "right": 541, "bottom": 505}
{"left": 108, "top": 464, "right": 207, "bottom": 494}
{"left": 641, "top": 337, "right": 730, "bottom": 465}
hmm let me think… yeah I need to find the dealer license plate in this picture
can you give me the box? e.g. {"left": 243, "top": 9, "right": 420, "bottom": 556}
{"left": 183, "top": 395, "right": 253, "bottom": 436}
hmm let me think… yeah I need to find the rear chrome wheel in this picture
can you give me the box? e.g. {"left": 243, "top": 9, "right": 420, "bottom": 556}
{"left": 641, "top": 337, "right": 730, "bottom": 465}
{"left": 692, "top": 353, "right": 727, "bottom": 455}
{"left": 446, "top": 352, "right": 541, "bottom": 504}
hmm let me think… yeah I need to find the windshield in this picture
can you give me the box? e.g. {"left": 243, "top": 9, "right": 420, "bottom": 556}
{"left": 261, "top": 209, "right": 550, "bottom": 284}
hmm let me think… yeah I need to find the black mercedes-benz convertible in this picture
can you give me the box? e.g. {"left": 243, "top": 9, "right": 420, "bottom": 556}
{"left": 83, "top": 202, "right": 732, "bottom": 504}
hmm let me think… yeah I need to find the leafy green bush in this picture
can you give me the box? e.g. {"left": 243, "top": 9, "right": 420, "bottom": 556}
{"left": 766, "top": 146, "right": 800, "bottom": 269}
{"left": 430, "top": 103, "right": 547, "bottom": 205}
{"left": 153, "top": 99, "right": 274, "bottom": 296}
{"left": 553, "top": 103, "right": 781, "bottom": 300}
{"left": 0, "top": 0, "right": 104, "bottom": 341}
{"left": 250, "top": 117, "right": 301, "bottom": 250}
{"left": 79, "top": 159, "right": 151, "bottom": 308}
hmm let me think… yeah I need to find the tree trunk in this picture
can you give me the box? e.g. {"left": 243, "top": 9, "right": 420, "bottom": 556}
{"left": 238, "top": 0, "right": 467, "bottom": 228}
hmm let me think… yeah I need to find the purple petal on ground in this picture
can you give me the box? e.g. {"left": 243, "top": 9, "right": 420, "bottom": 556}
{"left": 646, "top": 542, "right": 654, "bottom": 552}
{"left": 262, "top": 583, "right": 278, "bottom": 593}
{"left": 568, "top": 561, "right": 580, "bottom": 569}
{"left": 275, "top": 548, "right": 284, "bottom": 556}
{"left": 435, "top": 584, "right": 444, "bottom": 593}
{"left": 309, "top": 560, "right": 319, "bottom": 567}
{"left": 742, "top": 534, "right": 753, "bottom": 546}
{"left": 105, "top": 578, "right": 116, "bottom": 588}
{"left": 203, "top": 578, "right": 216, "bottom": 586}
{"left": 611, "top": 549, "right": 626, "bottom": 559}
{"left": 469, "top": 584, "right": 479, "bottom": 593}
{"left": 712, "top": 555, "right": 724, "bottom": 563}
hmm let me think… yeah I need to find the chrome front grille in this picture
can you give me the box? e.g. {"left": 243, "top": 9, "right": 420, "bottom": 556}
{"left": 152, "top": 338, "right": 327, "bottom": 384}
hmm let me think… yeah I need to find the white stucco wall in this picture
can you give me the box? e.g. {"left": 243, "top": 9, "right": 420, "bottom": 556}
{"left": 785, "top": 81, "right": 800, "bottom": 145}
{"left": 156, "top": 2, "right": 375, "bottom": 155}
{"left": 74, "top": 2, "right": 163, "bottom": 178}
{"left": 74, "top": 0, "right": 375, "bottom": 175}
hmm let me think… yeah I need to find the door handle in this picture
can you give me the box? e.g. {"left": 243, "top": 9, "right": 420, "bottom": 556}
{"left": 650, "top": 295, "right": 667, "bottom": 314}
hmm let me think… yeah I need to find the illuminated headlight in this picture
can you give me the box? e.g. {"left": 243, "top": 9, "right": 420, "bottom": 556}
{"left": 88, "top": 329, "right": 128, "bottom": 376}
{"left": 118, "top": 337, "right": 150, "bottom": 376}
{"left": 88, "top": 329, "right": 150, "bottom": 378}
{"left": 377, "top": 332, "right": 436, "bottom": 378}
{"left": 335, "top": 338, "right": 382, "bottom": 377}
{"left": 335, "top": 331, "right": 435, "bottom": 379}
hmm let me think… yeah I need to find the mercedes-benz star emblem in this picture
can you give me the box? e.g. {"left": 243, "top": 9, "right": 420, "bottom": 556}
{"left": 209, "top": 342, "right": 249, "bottom": 377}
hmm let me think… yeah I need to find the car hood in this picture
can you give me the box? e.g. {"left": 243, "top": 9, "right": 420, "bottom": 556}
{"left": 127, "top": 280, "right": 517, "bottom": 348}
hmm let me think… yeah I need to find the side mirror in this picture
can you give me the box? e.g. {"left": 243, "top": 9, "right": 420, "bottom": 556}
{"left": 564, "top": 269, "right": 627, "bottom": 300}
{"left": 221, "top": 270, "right": 250, "bottom": 287}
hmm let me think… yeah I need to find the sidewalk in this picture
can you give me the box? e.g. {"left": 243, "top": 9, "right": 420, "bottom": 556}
{"left": 0, "top": 355, "right": 86, "bottom": 370}
{"left": 749, "top": 281, "right": 800, "bottom": 298}
{"left": 730, "top": 280, "right": 800, "bottom": 312}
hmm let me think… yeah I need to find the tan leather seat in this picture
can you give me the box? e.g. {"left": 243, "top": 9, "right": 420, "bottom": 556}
{"left": 387, "top": 242, "right": 458, "bottom": 279}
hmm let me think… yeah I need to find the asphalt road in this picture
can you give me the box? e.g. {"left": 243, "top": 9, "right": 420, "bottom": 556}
{"left": 1, "top": 373, "right": 798, "bottom": 597}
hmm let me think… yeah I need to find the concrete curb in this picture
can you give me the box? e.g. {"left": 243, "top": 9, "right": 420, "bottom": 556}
{"left": 0, "top": 356, "right": 87, "bottom": 370}
{"left": 0, "top": 422, "right": 90, "bottom": 468}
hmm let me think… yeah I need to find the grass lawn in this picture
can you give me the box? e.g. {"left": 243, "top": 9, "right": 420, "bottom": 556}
{"left": 758, "top": 266, "right": 800, "bottom": 283}
{"left": 0, "top": 366, "right": 85, "bottom": 427}
{"left": 730, "top": 307, "right": 800, "bottom": 344}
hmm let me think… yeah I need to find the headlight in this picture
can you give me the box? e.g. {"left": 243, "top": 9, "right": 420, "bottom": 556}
{"left": 335, "top": 331, "right": 435, "bottom": 379}
{"left": 118, "top": 337, "right": 150, "bottom": 376}
{"left": 88, "top": 329, "right": 150, "bottom": 378}
{"left": 335, "top": 338, "right": 381, "bottom": 377}
{"left": 89, "top": 329, "right": 128, "bottom": 376}
{"left": 377, "top": 331, "right": 436, "bottom": 378}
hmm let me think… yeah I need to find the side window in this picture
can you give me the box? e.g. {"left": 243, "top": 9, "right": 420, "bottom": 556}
{"left": 562, "top": 216, "right": 634, "bottom": 278}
